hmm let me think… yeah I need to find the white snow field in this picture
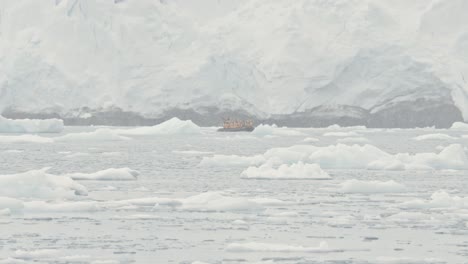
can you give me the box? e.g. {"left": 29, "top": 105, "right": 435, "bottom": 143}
{"left": 1, "top": 125, "right": 468, "bottom": 263}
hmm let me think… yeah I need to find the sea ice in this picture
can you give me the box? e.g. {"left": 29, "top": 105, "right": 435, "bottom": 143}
{"left": 303, "top": 137, "right": 319, "bottom": 143}
{"left": 337, "top": 137, "right": 370, "bottom": 144}
{"left": 251, "top": 124, "right": 305, "bottom": 136}
{"left": 56, "top": 129, "right": 131, "bottom": 142}
{"left": 241, "top": 161, "right": 330, "bottom": 180}
{"left": 225, "top": 241, "right": 339, "bottom": 253}
{"left": 0, "top": 169, "right": 88, "bottom": 200}
{"left": 413, "top": 133, "right": 458, "bottom": 141}
{"left": 400, "top": 191, "right": 468, "bottom": 209}
{"left": 65, "top": 168, "right": 140, "bottom": 181}
{"left": 201, "top": 143, "right": 468, "bottom": 171}
{"left": 339, "top": 179, "right": 407, "bottom": 193}
{"left": 0, "top": 135, "right": 53, "bottom": 144}
{"left": 116, "top": 117, "right": 201, "bottom": 136}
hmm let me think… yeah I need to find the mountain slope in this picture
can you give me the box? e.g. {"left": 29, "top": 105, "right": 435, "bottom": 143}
{"left": 0, "top": 0, "right": 467, "bottom": 127}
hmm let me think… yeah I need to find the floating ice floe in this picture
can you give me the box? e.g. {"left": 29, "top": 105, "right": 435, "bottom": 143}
{"left": 241, "top": 161, "right": 330, "bottom": 180}
{"left": 201, "top": 143, "right": 468, "bottom": 171}
{"left": 65, "top": 168, "right": 140, "bottom": 181}
{"left": 23, "top": 201, "right": 101, "bottom": 213}
{"left": 375, "top": 256, "right": 443, "bottom": 263}
{"left": 450, "top": 122, "right": 468, "bottom": 130}
{"left": 116, "top": 117, "right": 201, "bottom": 136}
{"left": 323, "top": 131, "right": 360, "bottom": 137}
{"left": 0, "top": 116, "right": 64, "bottom": 133}
{"left": 199, "top": 154, "right": 265, "bottom": 167}
{"left": 114, "top": 191, "right": 285, "bottom": 212}
{"left": 0, "top": 134, "right": 53, "bottom": 144}
{"left": 400, "top": 191, "right": 468, "bottom": 209}
{"left": 172, "top": 150, "right": 214, "bottom": 155}
{"left": 413, "top": 133, "right": 458, "bottom": 141}
{"left": 0, "top": 168, "right": 87, "bottom": 200}
{"left": 303, "top": 137, "right": 319, "bottom": 143}
{"left": 225, "top": 241, "right": 341, "bottom": 253}
{"left": 337, "top": 137, "right": 370, "bottom": 144}
{"left": 339, "top": 179, "right": 407, "bottom": 193}
{"left": 251, "top": 124, "right": 306, "bottom": 137}
{"left": 180, "top": 192, "right": 265, "bottom": 212}
{"left": 55, "top": 129, "right": 131, "bottom": 142}
{"left": 12, "top": 249, "right": 60, "bottom": 260}
{"left": 64, "top": 152, "right": 90, "bottom": 158}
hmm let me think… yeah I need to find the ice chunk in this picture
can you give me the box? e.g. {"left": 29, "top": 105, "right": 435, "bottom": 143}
{"left": 199, "top": 154, "right": 265, "bottom": 167}
{"left": 400, "top": 191, "right": 468, "bottom": 209}
{"left": 375, "top": 256, "right": 443, "bottom": 263}
{"left": 13, "top": 249, "right": 59, "bottom": 260}
{"left": 65, "top": 168, "right": 139, "bottom": 181}
{"left": 202, "top": 143, "right": 468, "bottom": 171}
{"left": 180, "top": 192, "right": 264, "bottom": 212}
{"left": 0, "top": 197, "right": 24, "bottom": 213}
{"left": 172, "top": 150, "right": 214, "bottom": 155}
{"left": 337, "top": 137, "right": 370, "bottom": 144}
{"left": 23, "top": 201, "right": 101, "bottom": 213}
{"left": 0, "top": 135, "right": 53, "bottom": 143}
{"left": 252, "top": 124, "right": 305, "bottom": 136}
{"left": 0, "top": 168, "right": 88, "bottom": 199}
{"left": 413, "top": 133, "right": 458, "bottom": 141}
{"left": 339, "top": 179, "right": 407, "bottom": 193}
{"left": 116, "top": 118, "right": 201, "bottom": 135}
{"left": 226, "top": 241, "right": 339, "bottom": 253}
{"left": 241, "top": 161, "right": 330, "bottom": 180}
{"left": 56, "top": 129, "right": 131, "bottom": 142}
{"left": 303, "top": 137, "right": 319, "bottom": 143}
{"left": 450, "top": 122, "right": 468, "bottom": 130}
{"left": 323, "top": 131, "right": 360, "bottom": 137}
{"left": 0, "top": 116, "right": 63, "bottom": 133}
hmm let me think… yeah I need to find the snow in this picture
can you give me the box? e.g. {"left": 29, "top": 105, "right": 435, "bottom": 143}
{"left": 251, "top": 124, "right": 305, "bottom": 137}
{"left": 339, "top": 179, "right": 407, "bottom": 193}
{"left": 241, "top": 162, "right": 330, "bottom": 180}
{"left": 65, "top": 168, "right": 139, "bottom": 181}
{"left": 413, "top": 133, "right": 458, "bottom": 141}
{"left": 55, "top": 129, "right": 131, "bottom": 142}
{"left": 0, "top": 168, "right": 87, "bottom": 200}
{"left": 0, "top": 135, "right": 53, "bottom": 144}
{"left": 116, "top": 118, "right": 201, "bottom": 136}
{"left": 226, "top": 241, "right": 339, "bottom": 253}
{"left": 0, "top": 116, "right": 63, "bottom": 133}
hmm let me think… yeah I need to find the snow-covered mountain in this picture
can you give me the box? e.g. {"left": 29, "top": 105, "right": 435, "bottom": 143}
{"left": 0, "top": 0, "right": 467, "bottom": 127}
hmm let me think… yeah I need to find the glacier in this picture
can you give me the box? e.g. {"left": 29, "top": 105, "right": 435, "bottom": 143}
{"left": 0, "top": 0, "right": 468, "bottom": 127}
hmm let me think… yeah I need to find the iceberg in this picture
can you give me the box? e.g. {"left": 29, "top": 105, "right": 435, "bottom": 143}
{"left": 0, "top": 116, "right": 64, "bottom": 133}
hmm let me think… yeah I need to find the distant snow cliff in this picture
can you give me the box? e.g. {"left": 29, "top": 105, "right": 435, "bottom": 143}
{"left": 1, "top": 0, "right": 467, "bottom": 127}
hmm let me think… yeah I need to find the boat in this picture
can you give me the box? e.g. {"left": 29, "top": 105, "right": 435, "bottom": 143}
{"left": 218, "top": 118, "right": 255, "bottom": 132}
